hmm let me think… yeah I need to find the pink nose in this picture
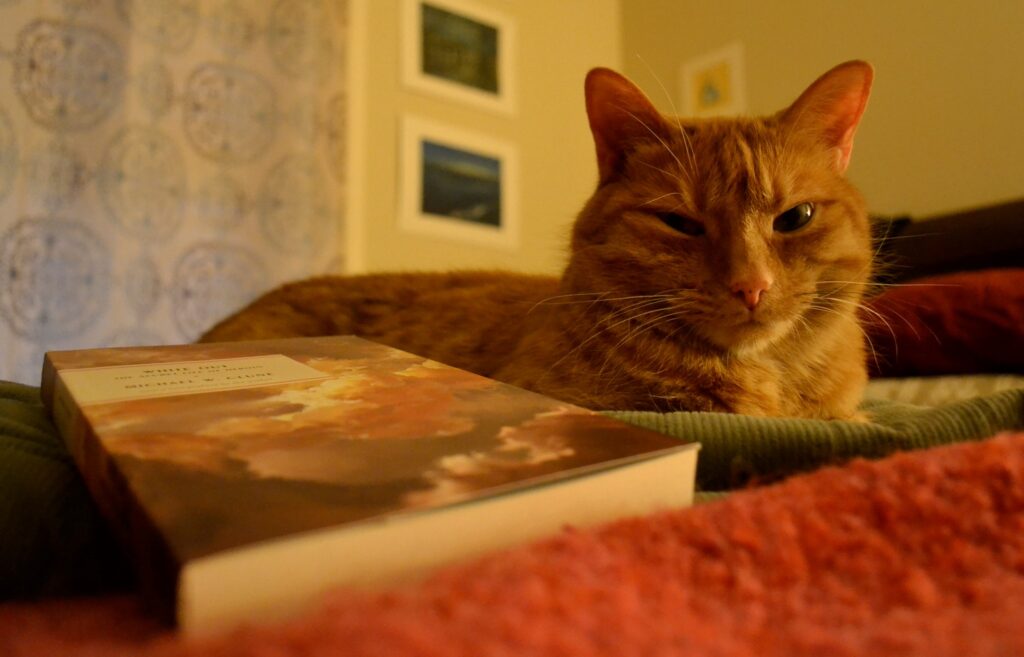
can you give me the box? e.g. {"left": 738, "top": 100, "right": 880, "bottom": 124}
{"left": 731, "top": 278, "right": 772, "bottom": 311}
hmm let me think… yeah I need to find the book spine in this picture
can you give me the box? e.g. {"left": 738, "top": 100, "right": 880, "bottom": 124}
{"left": 49, "top": 369, "right": 181, "bottom": 624}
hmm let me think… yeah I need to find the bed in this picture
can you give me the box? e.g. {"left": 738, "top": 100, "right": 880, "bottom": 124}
{"left": 1, "top": 199, "right": 1022, "bottom": 655}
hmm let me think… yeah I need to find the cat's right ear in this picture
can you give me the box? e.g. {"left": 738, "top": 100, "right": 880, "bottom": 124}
{"left": 782, "top": 60, "right": 874, "bottom": 174}
{"left": 585, "top": 68, "right": 667, "bottom": 185}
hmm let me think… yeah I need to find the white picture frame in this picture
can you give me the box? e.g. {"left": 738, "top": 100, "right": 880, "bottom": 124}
{"left": 679, "top": 42, "right": 747, "bottom": 118}
{"left": 401, "top": 0, "right": 517, "bottom": 115}
{"left": 399, "top": 115, "right": 519, "bottom": 249}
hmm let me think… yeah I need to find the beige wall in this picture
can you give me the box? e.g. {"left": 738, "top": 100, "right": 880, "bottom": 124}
{"left": 621, "top": 1, "right": 1024, "bottom": 218}
{"left": 346, "top": 0, "right": 621, "bottom": 274}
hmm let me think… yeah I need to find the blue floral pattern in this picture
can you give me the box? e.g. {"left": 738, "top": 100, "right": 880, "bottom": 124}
{"left": 0, "top": 0, "right": 348, "bottom": 383}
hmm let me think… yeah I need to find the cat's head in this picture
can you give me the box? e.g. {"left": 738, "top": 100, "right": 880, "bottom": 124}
{"left": 567, "top": 61, "right": 874, "bottom": 353}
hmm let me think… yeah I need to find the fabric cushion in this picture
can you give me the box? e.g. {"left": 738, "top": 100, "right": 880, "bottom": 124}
{"left": 864, "top": 268, "right": 1024, "bottom": 377}
{"left": 0, "top": 382, "right": 131, "bottom": 598}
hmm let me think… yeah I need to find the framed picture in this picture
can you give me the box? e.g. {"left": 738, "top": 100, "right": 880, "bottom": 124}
{"left": 679, "top": 43, "right": 747, "bottom": 118}
{"left": 399, "top": 116, "right": 519, "bottom": 248}
{"left": 401, "top": 0, "right": 516, "bottom": 114}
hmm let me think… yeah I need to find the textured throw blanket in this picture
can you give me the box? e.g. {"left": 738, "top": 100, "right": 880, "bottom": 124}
{"left": 4, "top": 431, "right": 1024, "bottom": 656}
{"left": 611, "top": 389, "right": 1024, "bottom": 491}
{"left": 2, "top": 380, "right": 1024, "bottom": 655}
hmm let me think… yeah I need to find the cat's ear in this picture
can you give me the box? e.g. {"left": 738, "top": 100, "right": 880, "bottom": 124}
{"left": 782, "top": 60, "right": 873, "bottom": 173}
{"left": 585, "top": 68, "right": 668, "bottom": 185}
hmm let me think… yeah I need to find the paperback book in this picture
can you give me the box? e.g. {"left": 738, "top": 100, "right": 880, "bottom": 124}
{"left": 41, "top": 336, "right": 698, "bottom": 634}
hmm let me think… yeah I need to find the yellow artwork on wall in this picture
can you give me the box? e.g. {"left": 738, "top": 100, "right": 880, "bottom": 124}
{"left": 680, "top": 43, "right": 746, "bottom": 118}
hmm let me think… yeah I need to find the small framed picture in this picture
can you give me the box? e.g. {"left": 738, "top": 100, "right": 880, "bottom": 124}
{"left": 402, "top": 0, "right": 516, "bottom": 114}
{"left": 399, "top": 116, "right": 519, "bottom": 248}
{"left": 679, "top": 43, "right": 747, "bottom": 118}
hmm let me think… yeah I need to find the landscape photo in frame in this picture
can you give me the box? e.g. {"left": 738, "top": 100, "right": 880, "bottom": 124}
{"left": 402, "top": 0, "right": 516, "bottom": 114}
{"left": 399, "top": 116, "right": 519, "bottom": 249}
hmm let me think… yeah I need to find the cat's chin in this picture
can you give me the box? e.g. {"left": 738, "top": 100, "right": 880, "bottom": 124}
{"left": 704, "top": 316, "right": 795, "bottom": 355}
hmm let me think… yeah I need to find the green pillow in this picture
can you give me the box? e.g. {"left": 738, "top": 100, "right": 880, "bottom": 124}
{"left": 0, "top": 381, "right": 130, "bottom": 598}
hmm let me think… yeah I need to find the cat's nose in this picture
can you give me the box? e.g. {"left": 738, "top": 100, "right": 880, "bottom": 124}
{"left": 731, "top": 277, "right": 772, "bottom": 311}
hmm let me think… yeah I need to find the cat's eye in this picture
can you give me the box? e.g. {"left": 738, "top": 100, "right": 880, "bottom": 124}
{"left": 773, "top": 203, "right": 815, "bottom": 233}
{"left": 657, "top": 213, "right": 705, "bottom": 236}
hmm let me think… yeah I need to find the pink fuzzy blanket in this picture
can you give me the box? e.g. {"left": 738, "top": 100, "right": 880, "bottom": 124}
{"left": 4, "top": 432, "right": 1024, "bottom": 657}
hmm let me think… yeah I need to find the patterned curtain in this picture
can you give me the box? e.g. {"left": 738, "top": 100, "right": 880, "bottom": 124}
{"left": 0, "top": 0, "right": 348, "bottom": 384}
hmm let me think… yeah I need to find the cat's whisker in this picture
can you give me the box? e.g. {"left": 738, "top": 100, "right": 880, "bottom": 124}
{"left": 807, "top": 302, "right": 883, "bottom": 373}
{"left": 598, "top": 307, "right": 692, "bottom": 378}
{"left": 860, "top": 297, "right": 943, "bottom": 344}
{"left": 776, "top": 102, "right": 810, "bottom": 170}
{"left": 861, "top": 220, "right": 899, "bottom": 282}
{"left": 634, "top": 53, "right": 698, "bottom": 180}
{"left": 561, "top": 296, "right": 676, "bottom": 309}
{"left": 544, "top": 300, "right": 669, "bottom": 367}
{"left": 530, "top": 291, "right": 679, "bottom": 314}
{"left": 793, "top": 314, "right": 815, "bottom": 336}
{"left": 622, "top": 309, "right": 679, "bottom": 342}
{"left": 535, "top": 292, "right": 674, "bottom": 307}
{"left": 619, "top": 106, "right": 688, "bottom": 182}
{"left": 531, "top": 291, "right": 603, "bottom": 304}
{"left": 814, "top": 282, "right": 943, "bottom": 359}
{"left": 598, "top": 314, "right": 660, "bottom": 376}
{"left": 639, "top": 192, "right": 687, "bottom": 207}
{"left": 825, "top": 296, "right": 899, "bottom": 351}
{"left": 812, "top": 278, "right": 869, "bottom": 299}
{"left": 875, "top": 232, "right": 943, "bottom": 241}
{"left": 528, "top": 292, "right": 604, "bottom": 314}
{"left": 815, "top": 287, "right": 942, "bottom": 369}
{"left": 545, "top": 296, "right": 690, "bottom": 382}
{"left": 817, "top": 224, "right": 893, "bottom": 301}
{"left": 638, "top": 159, "right": 686, "bottom": 184}
{"left": 872, "top": 305, "right": 926, "bottom": 341}
{"left": 654, "top": 318, "right": 701, "bottom": 375}
{"left": 667, "top": 113, "right": 697, "bottom": 181}
{"left": 818, "top": 280, "right": 957, "bottom": 289}
{"left": 599, "top": 300, "right": 678, "bottom": 328}
{"left": 870, "top": 209, "right": 897, "bottom": 249}
{"left": 815, "top": 280, "right": 870, "bottom": 287}
{"left": 603, "top": 301, "right": 679, "bottom": 329}
{"left": 681, "top": 129, "right": 698, "bottom": 180}
{"left": 826, "top": 280, "right": 959, "bottom": 334}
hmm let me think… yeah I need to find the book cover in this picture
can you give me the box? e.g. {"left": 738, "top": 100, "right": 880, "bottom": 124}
{"left": 41, "top": 336, "right": 698, "bottom": 634}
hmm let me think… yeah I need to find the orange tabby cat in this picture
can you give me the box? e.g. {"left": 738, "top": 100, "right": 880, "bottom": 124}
{"left": 202, "top": 61, "right": 875, "bottom": 419}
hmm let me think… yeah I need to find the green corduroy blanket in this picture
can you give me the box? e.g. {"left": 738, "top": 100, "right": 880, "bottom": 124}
{"left": 2, "top": 380, "right": 1022, "bottom": 599}
{"left": 610, "top": 389, "right": 1024, "bottom": 491}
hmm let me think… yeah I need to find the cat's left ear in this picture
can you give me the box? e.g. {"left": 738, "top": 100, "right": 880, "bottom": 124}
{"left": 585, "top": 68, "right": 668, "bottom": 185}
{"left": 782, "top": 60, "right": 873, "bottom": 173}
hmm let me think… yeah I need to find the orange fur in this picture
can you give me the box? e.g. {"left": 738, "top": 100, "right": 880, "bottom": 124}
{"left": 201, "top": 62, "right": 876, "bottom": 419}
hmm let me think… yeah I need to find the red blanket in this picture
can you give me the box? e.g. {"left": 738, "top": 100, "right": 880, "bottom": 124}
{"left": 4, "top": 432, "right": 1024, "bottom": 656}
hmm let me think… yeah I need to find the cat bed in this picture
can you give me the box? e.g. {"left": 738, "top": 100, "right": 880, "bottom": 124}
{"left": 4, "top": 428, "right": 1024, "bottom": 656}
{"left": 1, "top": 378, "right": 1022, "bottom": 602}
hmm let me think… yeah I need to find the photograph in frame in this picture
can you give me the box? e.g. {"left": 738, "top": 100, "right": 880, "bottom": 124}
{"left": 399, "top": 116, "right": 519, "bottom": 249}
{"left": 402, "top": 0, "right": 516, "bottom": 114}
{"left": 679, "top": 42, "right": 747, "bottom": 118}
